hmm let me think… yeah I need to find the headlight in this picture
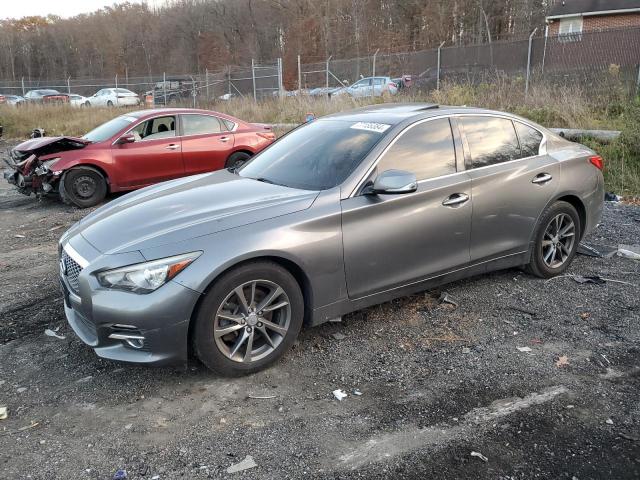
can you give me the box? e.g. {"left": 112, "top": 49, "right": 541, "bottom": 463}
{"left": 96, "top": 252, "right": 201, "bottom": 293}
{"left": 34, "top": 158, "right": 61, "bottom": 176}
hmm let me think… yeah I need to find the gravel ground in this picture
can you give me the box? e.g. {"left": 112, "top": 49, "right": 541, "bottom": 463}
{"left": 1, "top": 141, "right": 639, "bottom": 479}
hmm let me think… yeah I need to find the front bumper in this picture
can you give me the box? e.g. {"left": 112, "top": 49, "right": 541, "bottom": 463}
{"left": 59, "top": 239, "right": 201, "bottom": 366}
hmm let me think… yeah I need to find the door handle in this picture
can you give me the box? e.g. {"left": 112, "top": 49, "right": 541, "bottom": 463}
{"left": 165, "top": 144, "right": 179, "bottom": 150}
{"left": 219, "top": 136, "right": 230, "bottom": 143}
{"left": 442, "top": 193, "right": 470, "bottom": 207}
{"left": 532, "top": 173, "right": 552, "bottom": 184}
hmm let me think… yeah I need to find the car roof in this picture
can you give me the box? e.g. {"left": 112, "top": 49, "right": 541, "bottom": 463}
{"left": 321, "top": 103, "right": 536, "bottom": 126}
{"left": 122, "top": 108, "right": 244, "bottom": 123}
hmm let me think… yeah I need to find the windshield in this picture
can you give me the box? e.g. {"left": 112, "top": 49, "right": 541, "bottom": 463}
{"left": 82, "top": 116, "right": 137, "bottom": 143}
{"left": 239, "top": 119, "right": 388, "bottom": 190}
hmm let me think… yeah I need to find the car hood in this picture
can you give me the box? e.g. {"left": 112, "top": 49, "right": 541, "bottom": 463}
{"left": 73, "top": 170, "right": 319, "bottom": 255}
{"left": 13, "top": 136, "right": 89, "bottom": 155}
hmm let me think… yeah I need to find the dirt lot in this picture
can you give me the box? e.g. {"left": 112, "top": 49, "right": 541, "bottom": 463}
{"left": 1, "top": 140, "right": 639, "bottom": 479}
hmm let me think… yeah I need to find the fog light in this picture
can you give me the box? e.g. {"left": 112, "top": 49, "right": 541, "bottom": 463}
{"left": 108, "top": 332, "right": 145, "bottom": 349}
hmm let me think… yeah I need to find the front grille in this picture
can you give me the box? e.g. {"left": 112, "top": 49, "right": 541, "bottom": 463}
{"left": 61, "top": 250, "right": 82, "bottom": 293}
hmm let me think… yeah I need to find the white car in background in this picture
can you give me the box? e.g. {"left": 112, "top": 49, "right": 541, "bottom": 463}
{"left": 69, "top": 94, "right": 90, "bottom": 107}
{"left": 87, "top": 88, "right": 140, "bottom": 107}
{"left": 330, "top": 76, "right": 398, "bottom": 98}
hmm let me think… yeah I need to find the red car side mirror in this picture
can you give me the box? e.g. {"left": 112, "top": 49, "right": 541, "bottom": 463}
{"left": 116, "top": 134, "right": 136, "bottom": 145}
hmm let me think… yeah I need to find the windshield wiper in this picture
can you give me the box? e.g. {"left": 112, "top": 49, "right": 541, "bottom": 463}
{"left": 255, "top": 177, "right": 277, "bottom": 185}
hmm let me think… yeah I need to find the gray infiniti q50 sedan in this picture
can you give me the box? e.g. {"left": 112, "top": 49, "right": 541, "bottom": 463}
{"left": 58, "top": 103, "right": 604, "bottom": 375}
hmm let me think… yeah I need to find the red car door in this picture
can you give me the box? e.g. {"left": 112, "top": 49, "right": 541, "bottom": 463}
{"left": 111, "top": 115, "right": 184, "bottom": 188}
{"left": 180, "top": 114, "right": 235, "bottom": 174}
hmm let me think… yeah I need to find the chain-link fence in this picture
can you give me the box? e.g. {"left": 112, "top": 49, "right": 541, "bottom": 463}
{"left": 0, "top": 59, "right": 283, "bottom": 105}
{"left": 1, "top": 28, "right": 639, "bottom": 103}
{"left": 297, "top": 27, "right": 640, "bottom": 96}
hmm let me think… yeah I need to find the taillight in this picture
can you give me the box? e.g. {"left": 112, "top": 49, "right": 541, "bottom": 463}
{"left": 257, "top": 132, "right": 275, "bottom": 141}
{"left": 589, "top": 155, "right": 604, "bottom": 170}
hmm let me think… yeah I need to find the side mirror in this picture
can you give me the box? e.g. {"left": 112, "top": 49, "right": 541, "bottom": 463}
{"left": 365, "top": 169, "right": 417, "bottom": 195}
{"left": 116, "top": 134, "right": 136, "bottom": 145}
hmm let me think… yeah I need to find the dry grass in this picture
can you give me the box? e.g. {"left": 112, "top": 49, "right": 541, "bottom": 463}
{"left": 1, "top": 81, "right": 637, "bottom": 194}
{"left": 0, "top": 104, "right": 140, "bottom": 139}
{"left": 0, "top": 84, "right": 620, "bottom": 139}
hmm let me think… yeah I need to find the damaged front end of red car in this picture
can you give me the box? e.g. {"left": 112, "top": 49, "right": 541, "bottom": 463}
{"left": 4, "top": 136, "right": 88, "bottom": 198}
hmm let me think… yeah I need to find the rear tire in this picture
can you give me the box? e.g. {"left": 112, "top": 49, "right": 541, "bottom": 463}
{"left": 60, "top": 167, "right": 107, "bottom": 208}
{"left": 526, "top": 201, "right": 581, "bottom": 278}
{"left": 193, "top": 261, "right": 304, "bottom": 376}
{"left": 225, "top": 151, "right": 252, "bottom": 170}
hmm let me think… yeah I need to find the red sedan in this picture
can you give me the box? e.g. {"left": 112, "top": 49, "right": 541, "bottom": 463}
{"left": 5, "top": 108, "right": 275, "bottom": 207}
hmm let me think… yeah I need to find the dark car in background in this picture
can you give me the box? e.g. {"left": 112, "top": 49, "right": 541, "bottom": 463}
{"left": 149, "top": 78, "right": 197, "bottom": 106}
{"left": 4, "top": 108, "right": 275, "bottom": 207}
{"left": 24, "top": 89, "right": 70, "bottom": 104}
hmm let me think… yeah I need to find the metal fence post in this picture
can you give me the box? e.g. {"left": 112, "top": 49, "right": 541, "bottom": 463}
{"left": 228, "top": 67, "right": 231, "bottom": 97}
{"left": 115, "top": 74, "right": 118, "bottom": 106}
{"left": 190, "top": 75, "right": 196, "bottom": 108}
{"left": 326, "top": 55, "right": 332, "bottom": 91}
{"left": 277, "top": 58, "right": 284, "bottom": 97}
{"left": 163, "top": 72, "right": 167, "bottom": 105}
{"left": 298, "top": 55, "right": 302, "bottom": 96}
{"left": 525, "top": 28, "right": 538, "bottom": 97}
{"left": 67, "top": 76, "right": 71, "bottom": 94}
{"left": 251, "top": 59, "right": 257, "bottom": 101}
{"left": 636, "top": 64, "right": 640, "bottom": 97}
{"left": 372, "top": 49, "right": 379, "bottom": 97}
{"left": 205, "top": 68, "right": 209, "bottom": 101}
{"left": 437, "top": 41, "right": 445, "bottom": 90}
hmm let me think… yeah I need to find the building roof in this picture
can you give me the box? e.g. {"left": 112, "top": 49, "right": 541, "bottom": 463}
{"left": 547, "top": 0, "right": 640, "bottom": 19}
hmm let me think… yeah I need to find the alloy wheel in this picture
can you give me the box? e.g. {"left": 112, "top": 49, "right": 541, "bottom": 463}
{"left": 541, "top": 213, "right": 576, "bottom": 268}
{"left": 213, "top": 279, "right": 291, "bottom": 363}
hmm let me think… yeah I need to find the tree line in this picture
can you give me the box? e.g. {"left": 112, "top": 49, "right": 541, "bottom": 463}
{"left": 0, "top": 0, "right": 551, "bottom": 83}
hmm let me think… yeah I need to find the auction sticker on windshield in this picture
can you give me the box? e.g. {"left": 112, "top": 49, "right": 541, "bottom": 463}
{"left": 350, "top": 122, "right": 391, "bottom": 133}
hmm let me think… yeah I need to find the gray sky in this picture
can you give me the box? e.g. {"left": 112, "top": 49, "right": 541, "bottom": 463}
{"left": 1, "top": 0, "right": 165, "bottom": 19}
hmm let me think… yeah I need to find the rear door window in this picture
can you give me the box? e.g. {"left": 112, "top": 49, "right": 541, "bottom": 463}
{"left": 377, "top": 118, "right": 457, "bottom": 180}
{"left": 461, "top": 116, "right": 521, "bottom": 168}
{"left": 514, "top": 122, "right": 543, "bottom": 158}
{"left": 182, "top": 114, "right": 223, "bottom": 135}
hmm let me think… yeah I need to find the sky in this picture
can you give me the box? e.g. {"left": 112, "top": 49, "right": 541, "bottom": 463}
{"left": 1, "top": 0, "right": 165, "bottom": 19}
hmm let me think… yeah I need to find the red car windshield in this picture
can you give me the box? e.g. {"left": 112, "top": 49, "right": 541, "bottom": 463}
{"left": 83, "top": 116, "right": 137, "bottom": 143}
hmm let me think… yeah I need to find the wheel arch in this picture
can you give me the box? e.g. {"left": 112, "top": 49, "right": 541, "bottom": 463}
{"left": 227, "top": 148, "right": 255, "bottom": 160}
{"left": 186, "top": 254, "right": 314, "bottom": 357}
{"left": 555, "top": 194, "right": 587, "bottom": 240}
{"left": 62, "top": 163, "right": 111, "bottom": 189}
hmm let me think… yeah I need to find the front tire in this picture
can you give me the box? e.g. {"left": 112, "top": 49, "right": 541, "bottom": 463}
{"left": 107, "top": 100, "right": 113, "bottom": 107}
{"left": 193, "top": 261, "right": 304, "bottom": 376}
{"left": 60, "top": 167, "right": 107, "bottom": 208}
{"left": 526, "top": 201, "right": 581, "bottom": 278}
